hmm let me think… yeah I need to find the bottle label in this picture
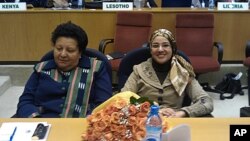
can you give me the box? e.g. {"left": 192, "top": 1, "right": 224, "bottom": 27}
{"left": 145, "top": 126, "right": 162, "bottom": 141}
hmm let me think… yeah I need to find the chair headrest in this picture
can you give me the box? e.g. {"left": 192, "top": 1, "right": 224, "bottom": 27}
{"left": 116, "top": 12, "right": 153, "bottom": 27}
{"left": 176, "top": 13, "right": 214, "bottom": 28}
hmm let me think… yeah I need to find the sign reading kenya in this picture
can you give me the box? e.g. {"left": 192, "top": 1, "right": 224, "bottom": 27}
{"left": 0, "top": 2, "right": 27, "bottom": 11}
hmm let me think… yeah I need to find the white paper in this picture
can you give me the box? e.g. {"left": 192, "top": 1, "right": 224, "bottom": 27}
{"left": 162, "top": 124, "right": 191, "bottom": 141}
{"left": 0, "top": 122, "right": 51, "bottom": 141}
{"left": 106, "top": 54, "right": 113, "bottom": 60}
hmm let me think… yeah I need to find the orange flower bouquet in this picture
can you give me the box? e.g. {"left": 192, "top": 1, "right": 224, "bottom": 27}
{"left": 81, "top": 91, "right": 169, "bottom": 141}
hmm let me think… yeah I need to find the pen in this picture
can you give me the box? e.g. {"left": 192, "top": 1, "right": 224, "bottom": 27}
{"left": 9, "top": 127, "right": 17, "bottom": 141}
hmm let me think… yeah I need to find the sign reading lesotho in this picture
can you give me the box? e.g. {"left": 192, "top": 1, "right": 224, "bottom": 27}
{"left": 217, "top": 2, "right": 248, "bottom": 10}
{"left": 0, "top": 2, "right": 26, "bottom": 11}
{"left": 103, "top": 2, "right": 133, "bottom": 11}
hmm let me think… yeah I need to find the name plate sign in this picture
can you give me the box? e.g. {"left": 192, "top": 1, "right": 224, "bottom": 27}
{"left": 217, "top": 2, "right": 248, "bottom": 10}
{"left": 0, "top": 2, "right": 27, "bottom": 11}
{"left": 103, "top": 2, "right": 133, "bottom": 11}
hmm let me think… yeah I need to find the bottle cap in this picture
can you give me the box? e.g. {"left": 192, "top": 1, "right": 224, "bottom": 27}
{"left": 150, "top": 105, "right": 159, "bottom": 114}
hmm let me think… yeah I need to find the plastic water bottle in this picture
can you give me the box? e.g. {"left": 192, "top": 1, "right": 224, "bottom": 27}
{"left": 70, "top": 0, "right": 84, "bottom": 8}
{"left": 77, "top": 0, "right": 83, "bottom": 8}
{"left": 248, "top": 0, "right": 250, "bottom": 9}
{"left": 145, "top": 105, "right": 162, "bottom": 141}
{"left": 208, "top": 0, "right": 215, "bottom": 9}
{"left": 201, "top": 0, "right": 205, "bottom": 8}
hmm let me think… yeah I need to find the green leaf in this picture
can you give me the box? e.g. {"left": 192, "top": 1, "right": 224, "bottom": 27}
{"left": 130, "top": 96, "right": 137, "bottom": 105}
{"left": 130, "top": 96, "right": 154, "bottom": 106}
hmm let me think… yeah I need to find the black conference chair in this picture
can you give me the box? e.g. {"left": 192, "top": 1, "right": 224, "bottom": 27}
{"left": 162, "top": 0, "right": 192, "bottom": 7}
{"left": 117, "top": 46, "right": 192, "bottom": 107}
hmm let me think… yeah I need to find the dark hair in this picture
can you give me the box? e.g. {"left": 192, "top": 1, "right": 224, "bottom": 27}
{"left": 51, "top": 21, "right": 88, "bottom": 53}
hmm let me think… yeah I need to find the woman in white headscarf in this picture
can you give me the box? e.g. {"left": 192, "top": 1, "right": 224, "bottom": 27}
{"left": 121, "top": 29, "right": 213, "bottom": 117}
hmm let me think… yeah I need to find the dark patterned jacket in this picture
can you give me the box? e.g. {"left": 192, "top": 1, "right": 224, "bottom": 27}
{"left": 17, "top": 56, "right": 112, "bottom": 118}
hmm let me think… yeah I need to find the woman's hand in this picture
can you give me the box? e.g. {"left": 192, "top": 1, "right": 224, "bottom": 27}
{"left": 159, "top": 108, "right": 186, "bottom": 118}
{"left": 173, "top": 111, "right": 186, "bottom": 118}
{"left": 159, "top": 108, "right": 176, "bottom": 117}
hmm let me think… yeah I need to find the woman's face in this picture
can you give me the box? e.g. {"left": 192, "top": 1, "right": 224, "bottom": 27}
{"left": 150, "top": 36, "right": 173, "bottom": 64}
{"left": 53, "top": 37, "right": 81, "bottom": 72}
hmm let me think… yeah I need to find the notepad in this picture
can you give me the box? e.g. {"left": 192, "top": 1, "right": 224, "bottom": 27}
{"left": 0, "top": 122, "right": 51, "bottom": 141}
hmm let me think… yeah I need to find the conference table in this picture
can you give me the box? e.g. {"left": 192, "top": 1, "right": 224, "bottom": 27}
{"left": 0, "top": 118, "right": 249, "bottom": 141}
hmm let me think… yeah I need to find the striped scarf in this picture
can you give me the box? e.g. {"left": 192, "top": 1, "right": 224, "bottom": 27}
{"left": 35, "top": 58, "right": 100, "bottom": 117}
{"left": 169, "top": 55, "right": 195, "bottom": 96}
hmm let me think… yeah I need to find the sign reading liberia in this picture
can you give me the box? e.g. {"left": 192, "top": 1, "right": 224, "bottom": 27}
{"left": 217, "top": 2, "right": 248, "bottom": 10}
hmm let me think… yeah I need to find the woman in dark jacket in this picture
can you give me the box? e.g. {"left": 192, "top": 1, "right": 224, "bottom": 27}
{"left": 16, "top": 22, "right": 112, "bottom": 118}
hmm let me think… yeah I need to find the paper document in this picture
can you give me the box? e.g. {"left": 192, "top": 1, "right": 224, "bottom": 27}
{"left": 0, "top": 122, "right": 51, "bottom": 141}
{"left": 106, "top": 52, "right": 125, "bottom": 60}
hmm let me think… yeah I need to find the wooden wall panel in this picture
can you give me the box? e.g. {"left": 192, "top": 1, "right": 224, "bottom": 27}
{"left": 0, "top": 9, "right": 249, "bottom": 62}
